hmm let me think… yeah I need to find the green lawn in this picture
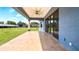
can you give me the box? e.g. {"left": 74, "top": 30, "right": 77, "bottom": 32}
{"left": 0, "top": 28, "right": 38, "bottom": 45}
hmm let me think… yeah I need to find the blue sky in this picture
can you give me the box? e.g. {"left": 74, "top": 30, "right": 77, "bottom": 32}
{"left": 0, "top": 7, "right": 28, "bottom": 24}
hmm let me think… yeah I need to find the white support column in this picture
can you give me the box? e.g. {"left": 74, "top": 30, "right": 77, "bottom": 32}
{"left": 28, "top": 19, "right": 30, "bottom": 30}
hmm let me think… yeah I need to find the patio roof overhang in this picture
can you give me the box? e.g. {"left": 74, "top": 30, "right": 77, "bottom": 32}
{"left": 13, "top": 7, "right": 58, "bottom": 20}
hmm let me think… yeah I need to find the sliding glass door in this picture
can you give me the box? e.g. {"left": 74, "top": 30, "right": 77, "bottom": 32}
{"left": 45, "top": 9, "right": 59, "bottom": 39}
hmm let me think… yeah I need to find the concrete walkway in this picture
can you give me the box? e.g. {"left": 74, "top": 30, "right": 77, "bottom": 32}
{"left": 0, "top": 31, "right": 66, "bottom": 51}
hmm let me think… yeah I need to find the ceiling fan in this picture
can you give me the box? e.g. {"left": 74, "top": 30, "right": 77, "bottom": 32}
{"left": 32, "top": 8, "right": 43, "bottom": 15}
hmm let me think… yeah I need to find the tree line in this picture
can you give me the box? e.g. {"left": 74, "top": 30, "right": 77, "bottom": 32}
{"left": 0, "top": 21, "right": 39, "bottom": 27}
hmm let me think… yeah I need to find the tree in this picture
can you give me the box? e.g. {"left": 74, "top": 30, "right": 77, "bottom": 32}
{"left": 0, "top": 21, "right": 4, "bottom": 24}
{"left": 17, "top": 21, "right": 27, "bottom": 27}
{"left": 30, "top": 22, "right": 39, "bottom": 27}
{"left": 6, "top": 21, "right": 16, "bottom": 25}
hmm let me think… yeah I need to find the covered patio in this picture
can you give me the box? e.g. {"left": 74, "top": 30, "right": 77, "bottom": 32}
{"left": 13, "top": 7, "right": 59, "bottom": 38}
{"left": 0, "top": 7, "right": 66, "bottom": 51}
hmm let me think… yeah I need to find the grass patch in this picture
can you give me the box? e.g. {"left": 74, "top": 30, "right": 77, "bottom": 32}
{"left": 30, "top": 27, "right": 39, "bottom": 31}
{"left": 0, "top": 27, "right": 38, "bottom": 45}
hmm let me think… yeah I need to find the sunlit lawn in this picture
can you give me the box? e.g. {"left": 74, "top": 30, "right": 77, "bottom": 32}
{"left": 0, "top": 27, "right": 38, "bottom": 45}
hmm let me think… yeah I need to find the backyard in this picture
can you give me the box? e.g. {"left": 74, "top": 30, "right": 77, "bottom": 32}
{"left": 0, "top": 28, "right": 38, "bottom": 45}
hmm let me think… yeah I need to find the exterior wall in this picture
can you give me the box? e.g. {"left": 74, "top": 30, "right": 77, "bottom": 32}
{"left": 59, "top": 7, "right": 79, "bottom": 50}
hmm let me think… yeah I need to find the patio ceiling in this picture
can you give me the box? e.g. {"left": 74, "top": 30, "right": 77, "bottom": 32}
{"left": 22, "top": 7, "right": 51, "bottom": 18}
{"left": 13, "top": 7, "right": 51, "bottom": 19}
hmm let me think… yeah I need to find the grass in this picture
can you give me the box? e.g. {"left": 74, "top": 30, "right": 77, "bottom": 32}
{"left": 0, "top": 27, "right": 38, "bottom": 45}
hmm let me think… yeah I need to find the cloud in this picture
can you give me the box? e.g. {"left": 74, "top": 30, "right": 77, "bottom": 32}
{"left": 16, "top": 14, "right": 22, "bottom": 17}
{"left": 9, "top": 9, "right": 15, "bottom": 13}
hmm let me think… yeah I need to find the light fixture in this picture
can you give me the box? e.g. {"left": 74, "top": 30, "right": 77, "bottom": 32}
{"left": 32, "top": 8, "right": 43, "bottom": 15}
